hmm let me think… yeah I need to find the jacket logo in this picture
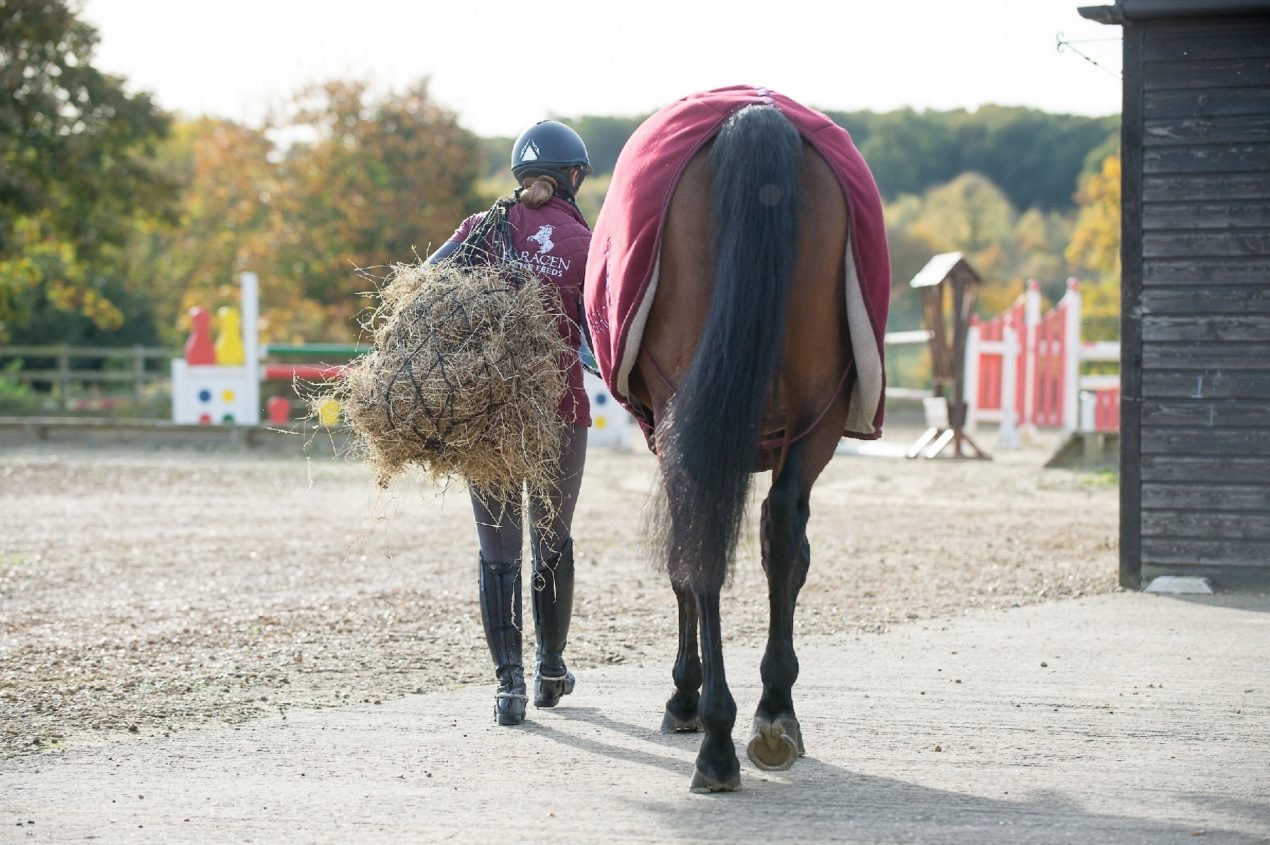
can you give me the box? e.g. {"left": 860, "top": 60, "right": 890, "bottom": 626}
{"left": 529, "top": 225, "right": 555, "bottom": 254}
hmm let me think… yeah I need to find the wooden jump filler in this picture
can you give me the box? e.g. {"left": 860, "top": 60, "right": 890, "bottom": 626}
{"left": 907, "top": 252, "right": 988, "bottom": 459}
{"left": 171, "top": 272, "right": 262, "bottom": 425}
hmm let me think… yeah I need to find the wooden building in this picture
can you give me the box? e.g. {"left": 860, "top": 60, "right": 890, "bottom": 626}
{"left": 1078, "top": 0, "right": 1270, "bottom": 589}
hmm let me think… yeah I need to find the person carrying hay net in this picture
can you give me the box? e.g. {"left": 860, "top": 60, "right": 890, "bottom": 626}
{"left": 427, "top": 120, "right": 593, "bottom": 727}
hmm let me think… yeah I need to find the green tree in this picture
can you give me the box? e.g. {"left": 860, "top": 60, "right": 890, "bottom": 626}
{"left": 953, "top": 106, "right": 1116, "bottom": 212}
{"left": 1066, "top": 153, "right": 1121, "bottom": 340}
{"left": 823, "top": 106, "right": 1117, "bottom": 212}
{"left": 1066, "top": 154, "right": 1120, "bottom": 282}
{"left": 840, "top": 108, "right": 960, "bottom": 200}
{"left": 268, "top": 79, "right": 483, "bottom": 340}
{"left": 559, "top": 115, "right": 646, "bottom": 176}
{"left": 912, "top": 173, "right": 1017, "bottom": 260}
{"left": 884, "top": 193, "right": 945, "bottom": 330}
{"left": 0, "top": 0, "right": 172, "bottom": 342}
{"left": 1012, "top": 207, "right": 1073, "bottom": 299}
{"left": 885, "top": 172, "right": 1079, "bottom": 326}
{"left": 128, "top": 118, "right": 279, "bottom": 345}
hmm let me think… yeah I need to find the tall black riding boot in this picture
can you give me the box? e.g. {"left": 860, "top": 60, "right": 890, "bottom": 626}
{"left": 531, "top": 539, "right": 576, "bottom": 708}
{"left": 478, "top": 554, "right": 527, "bottom": 726}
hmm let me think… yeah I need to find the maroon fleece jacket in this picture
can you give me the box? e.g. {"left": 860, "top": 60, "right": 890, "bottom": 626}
{"left": 447, "top": 195, "right": 592, "bottom": 425}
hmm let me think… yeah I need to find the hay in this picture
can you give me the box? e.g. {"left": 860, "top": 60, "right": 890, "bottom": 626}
{"left": 336, "top": 260, "right": 571, "bottom": 499}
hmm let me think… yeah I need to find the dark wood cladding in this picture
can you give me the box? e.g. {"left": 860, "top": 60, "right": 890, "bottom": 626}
{"left": 1144, "top": 59, "right": 1270, "bottom": 92}
{"left": 1143, "top": 143, "right": 1270, "bottom": 174}
{"left": 1142, "top": 371, "right": 1270, "bottom": 399}
{"left": 1144, "top": 116, "right": 1270, "bottom": 147}
{"left": 1143, "top": 172, "right": 1270, "bottom": 201}
{"left": 1142, "top": 341, "right": 1270, "bottom": 368}
{"left": 1141, "top": 315, "right": 1270, "bottom": 343}
{"left": 1142, "top": 289, "right": 1270, "bottom": 314}
{"left": 1143, "top": 231, "right": 1270, "bottom": 258}
{"left": 1142, "top": 482, "right": 1270, "bottom": 510}
{"left": 1142, "top": 256, "right": 1267, "bottom": 284}
{"left": 1142, "top": 538, "right": 1270, "bottom": 567}
{"left": 1141, "top": 23, "right": 1270, "bottom": 62}
{"left": 1140, "top": 400, "right": 1269, "bottom": 428}
{"left": 1144, "top": 89, "right": 1270, "bottom": 120}
{"left": 1141, "top": 455, "right": 1270, "bottom": 484}
{"left": 1142, "top": 428, "right": 1270, "bottom": 456}
{"left": 1118, "top": 10, "right": 1270, "bottom": 588}
{"left": 1143, "top": 202, "right": 1270, "bottom": 230}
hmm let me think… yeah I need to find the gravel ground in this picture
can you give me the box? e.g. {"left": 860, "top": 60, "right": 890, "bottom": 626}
{"left": 0, "top": 427, "right": 1118, "bottom": 758}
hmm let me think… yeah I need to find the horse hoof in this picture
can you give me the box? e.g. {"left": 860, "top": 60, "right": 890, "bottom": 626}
{"left": 689, "top": 767, "right": 741, "bottom": 793}
{"left": 746, "top": 716, "right": 803, "bottom": 771}
{"left": 660, "top": 709, "right": 702, "bottom": 733}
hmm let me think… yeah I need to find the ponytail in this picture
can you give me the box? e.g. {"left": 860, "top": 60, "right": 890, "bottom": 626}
{"left": 519, "top": 176, "right": 557, "bottom": 209}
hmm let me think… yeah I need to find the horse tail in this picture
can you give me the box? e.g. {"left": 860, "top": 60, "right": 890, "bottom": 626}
{"left": 659, "top": 104, "right": 802, "bottom": 592}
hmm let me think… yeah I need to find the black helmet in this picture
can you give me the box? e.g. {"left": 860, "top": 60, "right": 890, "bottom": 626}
{"left": 510, "top": 120, "right": 592, "bottom": 193}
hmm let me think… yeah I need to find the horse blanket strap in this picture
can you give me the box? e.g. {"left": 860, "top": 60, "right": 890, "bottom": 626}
{"left": 582, "top": 85, "right": 891, "bottom": 447}
{"left": 640, "top": 346, "right": 855, "bottom": 452}
{"left": 757, "top": 361, "right": 856, "bottom": 451}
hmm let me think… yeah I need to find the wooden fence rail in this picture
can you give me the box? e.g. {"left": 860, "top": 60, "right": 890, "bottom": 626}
{"left": 5, "top": 339, "right": 935, "bottom": 417}
{"left": 0, "top": 344, "right": 176, "bottom": 411}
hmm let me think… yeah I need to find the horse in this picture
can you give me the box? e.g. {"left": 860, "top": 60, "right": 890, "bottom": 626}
{"left": 593, "top": 94, "right": 888, "bottom": 792}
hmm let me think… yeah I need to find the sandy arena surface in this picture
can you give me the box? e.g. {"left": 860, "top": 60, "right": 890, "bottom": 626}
{"left": 0, "top": 427, "right": 1119, "bottom": 758}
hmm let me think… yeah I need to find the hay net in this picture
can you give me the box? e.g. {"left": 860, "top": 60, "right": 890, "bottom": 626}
{"left": 338, "top": 199, "right": 571, "bottom": 500}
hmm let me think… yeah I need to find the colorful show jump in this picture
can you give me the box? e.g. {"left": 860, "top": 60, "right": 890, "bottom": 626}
{"left": 171, "top": 272, "right": 632, "bottom": 445}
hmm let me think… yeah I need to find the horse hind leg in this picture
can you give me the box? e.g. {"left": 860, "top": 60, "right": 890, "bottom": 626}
{"left": 747, "top": 438, "right": 815, "bottom": 771}
{"left": 661, "top": 582, "right": 703, "bottom": 733}
{"left": 690, "top": 587, "right": 740, "bottom": 792}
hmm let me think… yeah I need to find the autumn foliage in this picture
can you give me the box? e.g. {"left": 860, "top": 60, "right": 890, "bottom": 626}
{"left": 2, "top": 0, "right": 1121, "bottom": 353}
{"left": 147, "top": 82, "right": 485, "bottom": 346}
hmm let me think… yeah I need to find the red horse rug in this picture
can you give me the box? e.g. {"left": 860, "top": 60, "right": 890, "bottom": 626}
{"left": 584, "top": 84, "right": 891, "bottom": 443}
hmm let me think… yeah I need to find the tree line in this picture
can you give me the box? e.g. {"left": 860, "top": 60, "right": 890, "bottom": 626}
{"left": 1, "top": 0, "right": 1120, "bottom": 355}
{"left": 537, "top": 107, "right": 1117, "bottom": 214}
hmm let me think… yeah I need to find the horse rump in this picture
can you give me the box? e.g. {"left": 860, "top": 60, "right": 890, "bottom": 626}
{"left": 653, "top": 104, "right": 803, "bottom": 592}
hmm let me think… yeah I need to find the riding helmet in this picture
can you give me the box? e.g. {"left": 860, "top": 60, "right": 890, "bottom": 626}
{"left": 510, "top": 120, "right": 592, "bottom": 192}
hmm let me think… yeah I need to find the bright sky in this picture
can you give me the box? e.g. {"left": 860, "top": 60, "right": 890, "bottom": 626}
{"left": 78, "top": 0, "right": 1123, "bottom": 138}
